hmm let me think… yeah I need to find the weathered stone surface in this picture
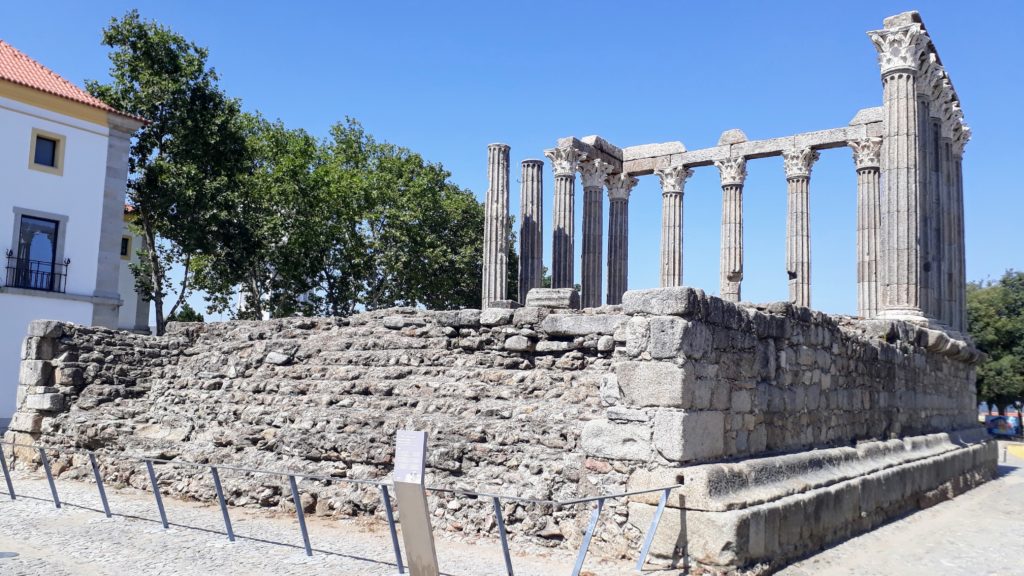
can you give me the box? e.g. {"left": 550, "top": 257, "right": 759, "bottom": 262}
{"left": 27, "top": 320, "right": 63, "bottom": 338}
{"left": 653, "top": 410, "right": 725, "bottom": 462}
{"left": 19, "top": 360, "right": 52, "bottom": 387}
{"left": 24, "top": 393, "right": 64, "bottom": 412}
{"left": 264, "top": 351, "right": 293, "bottom": 365}
{"left": 503, "top": 335, "right": 534, "bottom": 352}
{"left": 622, "top": 287, "right": 703, "bottom": 318}
{"left": 525, "top": 288, "right": 580, "bottom": 310}
{"left": 8, "top": 412, "right": 42, "bottom": 433}
{"left": 616, "top": 361, "right": 693, "bottom": 407}
{"left": 479, "top": 308, "right": 514, "bottom": 327}
{"left": 580, "top": 419, "right": 651, "bottom": 461}
{"left": 21, "top": 337, "right": 55, "bottom": 361}
{"left": 512, "top": 306, "right": 548, "bottom": 326}
{"left": 539, "top": 314, "right": 626, "bottom": 337}
{"left": 627, "top": 502, "right": 686, "bottom": 563}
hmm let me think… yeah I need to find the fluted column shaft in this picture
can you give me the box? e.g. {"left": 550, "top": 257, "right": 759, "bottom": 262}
{"left": 952, "top": 149, "right": 966, "bottom": 332}
{"left": 870, "top": 22, "right": 929, "bottom": 322}
{"left": 581, "top": 185, "right": 603, "bottom": 308}
{"left": 606, "top": 173, "right": 637, "bottom": 305}
{"left": 660, "top": 190, "right": 683, "bottom": 287}
{"left": 783, "top": 148, "right": 818, "bottom": 308}
{"left": 518, "top": 160, "right": 544, "bottom": 303}
{"left": 715, "top": 157, "right": 747, "bottom": 302}
{"left": 545, "top": 147, "right": 586, "bottom": 289}
{"left": 482, "top": 143, "right": 510, "bottom": 308}
{"left": 578, "top": 160, "right": 612, "bottom": 308}
{"left": 655, "top": 166, "right": 692, "bottom": 288}
{"left": 851, "top": 137, "right": 883, "bottom": 319}
{"left": 786, "top": 176, "right": 810, "bottom": 306}
{"left": 939, "top": 135, "right": 954, "bottom": 327}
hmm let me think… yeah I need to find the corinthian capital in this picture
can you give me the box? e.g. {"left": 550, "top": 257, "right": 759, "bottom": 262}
{"left": 606, "top": 172, "right": 639, "bottom": 201}
{"left": 867, "top": 23, "right": 928, "bottom": 75}
{"left": 952, "top": 124, "right": 971, "bottom": 157}
{"left": 848, "top": 138, "right": 882, "bottom": 170}
{"left": 714, "top": 156, "right": 747, "bottom": 186}
{"left": 782, "top": 147, "right": 820, "bottom": 179}
{"left": 578, "top": 159, "right": 614, "bottom": 189}
{"left": 544, "top": 147, "right": 587, "bottom": 177}
{"left": 654, "top": 165, "right": 694, "bottom": 193}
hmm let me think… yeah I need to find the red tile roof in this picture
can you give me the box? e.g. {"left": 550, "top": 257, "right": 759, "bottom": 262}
{"left": 0, "top": 39, "right": 140, "bottom": 121}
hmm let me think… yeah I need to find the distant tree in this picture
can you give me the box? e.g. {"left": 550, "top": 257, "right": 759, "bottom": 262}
{"left": 87, "top": 10, "right": 250, "bottom": 335}
{"left": 967, "top": 269, "right": 1024, "bottom": 414}
{"left": 166, "top": 301, "right": 204, "bottom": 323}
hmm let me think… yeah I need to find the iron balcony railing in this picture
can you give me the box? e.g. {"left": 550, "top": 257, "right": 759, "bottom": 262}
{"left": 0, "top": 439, "right": 683, "bottom": 576}
{"left": 4, "top": 250, "right": 70, "bottom": 293}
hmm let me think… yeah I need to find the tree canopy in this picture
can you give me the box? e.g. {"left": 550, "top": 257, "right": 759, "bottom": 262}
{"left": 967, "top": 269, "right": 1024, "bottom": 411}
{"left": 88, "top": 11, "right": 487, "bottom": 327}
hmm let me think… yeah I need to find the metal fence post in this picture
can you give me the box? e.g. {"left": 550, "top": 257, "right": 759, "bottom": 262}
{"left": 571, "top": 498, "right": 604, "bottom": 576}
{"left": 288, "top": 475, "right": 312, "bottom": 556}
{"left": 88, "top": 452, "right": 111, "bottom": 518}
{"left": 145, "top": 460, "right": 169, "bottom": 529}
{"left": 0, "top": 446, "right": 15, "bottom": 500}
{"left": 210, "top": 466, "right": 235, "bottom": 542}
{"left": 37, "top": 447, "right": 60, "bottom": 509}
{"left": 635, "top": 488, "right": 671, "bottom": 571}
{"left": 492, "top": 496, "right": 514, "bottom": 576}
{"left": 380, "top": 485, "right": 405, "bottom": 574}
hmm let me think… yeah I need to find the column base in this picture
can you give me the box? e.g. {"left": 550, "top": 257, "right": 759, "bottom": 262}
{"left": 875, "top": 307, "right": 929, "bottom": 325}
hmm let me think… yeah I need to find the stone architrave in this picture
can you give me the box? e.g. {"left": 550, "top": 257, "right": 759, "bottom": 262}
{"left": 714, "top": 157, "right": 747, "bottom": 302}
{"left": 545, "top": 147, "right": 586, "bottom": 289}
{"left": 606, "top": 173, "right": 638, "bottom": 305}
{"left": 482, "top": 144, "right": 511, "bottom": 309}
{"left": 655, "top": 165, "right": 694, "bottom": 288}
{"left": 782, "top": 147, "right": 819, "bottom": 308}
{"left": 519, "top": 159, "right": 544, "bottom": 304}
{"left": 869, "top": 18, "right": 929, "bottom": 323}
{"left": 849, "top": 137, "right": 883, "bottom": 319}
{"left": 579, "top": 159, "right": 614, "bottom": 309}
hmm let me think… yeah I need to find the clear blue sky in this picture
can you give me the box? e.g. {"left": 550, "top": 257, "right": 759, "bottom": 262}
{"left": 3, "top": 1, "right": 1021, "bottom": 317}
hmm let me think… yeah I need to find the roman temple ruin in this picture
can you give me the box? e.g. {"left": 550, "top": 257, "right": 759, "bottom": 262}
{"left": 2, "top": 11, "right": 996, "bottom": 575}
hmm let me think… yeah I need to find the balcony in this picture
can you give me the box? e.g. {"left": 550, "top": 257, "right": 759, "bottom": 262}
{"left": 5, "top": 250, "right": 69, "bottom": 293}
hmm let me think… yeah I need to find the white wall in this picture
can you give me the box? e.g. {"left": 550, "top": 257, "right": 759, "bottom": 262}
{"left": 0, "top": 95, "right": 109, "bottom": 296}
{"left": 0, "top": 295, "right": 92, "bottom": 418}
{"left": 0, "top": 94, "right": 111, "bottom": 419}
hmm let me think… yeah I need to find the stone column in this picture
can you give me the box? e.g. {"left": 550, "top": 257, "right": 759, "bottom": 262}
{"left": 544, "top": 147, "right": 586, "bottom": 289}
{"left": 715, "top": 157, "right": 747, "bottom": 302}
{"left": 655, "top": 165, "right": 694, "bottom": 288}
{"left": 782, "top": 148, "right": 819, "bottom": 308}
{"left": 482, "top": 143, "right": 511, "bottom": 308}
{"left": 937, "top": 94, "right": 955, "bottom": 328}
{"left": 518, "top": 159, "right": 544, "bottom": 304}
{"left": 869, "top": 19, "right": 929, "bottom": 322}
{"left": 951, "top": 125, "right": 970, "bottom": 332}
{"left": 850, "top": 137, "right": 883, "bottom": 319}
{"left": 606, "top": 173, "right": 638, "bottom": 305}
{"left": 579, "top": 160, "right": 614, "bottom": 309}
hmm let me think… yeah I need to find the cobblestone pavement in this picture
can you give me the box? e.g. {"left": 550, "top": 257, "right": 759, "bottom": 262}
{"left": 0, "top": 443, "right": 1020, "bottom": 575}
{"left": 0, "top": 471, "right": 656, "bottom": 576}
{"left": 781, "top": 440, "right": 1024, "bottom": 576}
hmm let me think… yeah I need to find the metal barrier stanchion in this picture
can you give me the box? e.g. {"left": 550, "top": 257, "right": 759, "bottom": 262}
{"left": 288, "top": 475, "right": 313, "bottom": 556}
{"left": 380, "top": 485, "right": 405, "bottom": 574}
{"left": 492, "top": 496, "right": 514, "bottom": 576}
{"left": 38, "top": 447, "right": 60, "bottom": 509}
{"left": 571, "top": 498, "right": 604, "bottom": 576}
{"left": 635, "top": 487, "right": 671, "bottom": 571}
{"left": 88, "top": 452, "right": 111, "bottom": 518}
{"left": 0, "top": 447, "right": 15, "bottom": 500}
{"left": 145, "top": 459, "right": 169, "bottom": 529}
{"left": 210, "top": 466, "right": 235, "bottom": 542}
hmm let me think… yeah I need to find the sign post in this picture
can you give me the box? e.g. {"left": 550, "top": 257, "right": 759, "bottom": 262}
{"left": 393, "top": 430, "right": 439, "bottom": 576}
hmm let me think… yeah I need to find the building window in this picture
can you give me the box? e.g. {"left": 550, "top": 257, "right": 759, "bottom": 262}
{"left": 121, "top": 236, "right": 131, "bottom": 260}
{"left": 28, "top": 128, "right": 66, "bottom": 176}
{"left": 5, "top": 215, "right": 69, "bottom": 293}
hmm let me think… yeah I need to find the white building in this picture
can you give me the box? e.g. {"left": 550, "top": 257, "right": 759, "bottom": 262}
{"left": 0, "top": 40, "right": 145, "bottom": 422}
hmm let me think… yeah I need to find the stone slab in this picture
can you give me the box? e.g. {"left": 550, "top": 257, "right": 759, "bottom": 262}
{"left": 580, "top": 419, "right": 651, "bottom": 461}
{"left": 525, "top": 288, "right": 580, "bottom": 310}
{"left": 653, "top": 410, "right": 725, "bottom": 462}
{"left": 539, "top": 314, "right": 627, "bottom": 337}
{"left": 615, "top": 361, "right": 693, "bottom": 408}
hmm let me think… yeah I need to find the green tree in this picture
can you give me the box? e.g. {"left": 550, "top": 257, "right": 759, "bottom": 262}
{"left": 87, "top": 10, "right": 249, "bottom": 335}
{"left": 967, "top": 269, "right": 1024, "bottom": 414}
{"left": 166, "top": 301, "right": 204, "bottom": 323}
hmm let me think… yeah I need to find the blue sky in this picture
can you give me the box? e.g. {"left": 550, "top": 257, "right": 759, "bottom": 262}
{"left": 3, "top": 1, "right": 1021, "bottom": 318}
